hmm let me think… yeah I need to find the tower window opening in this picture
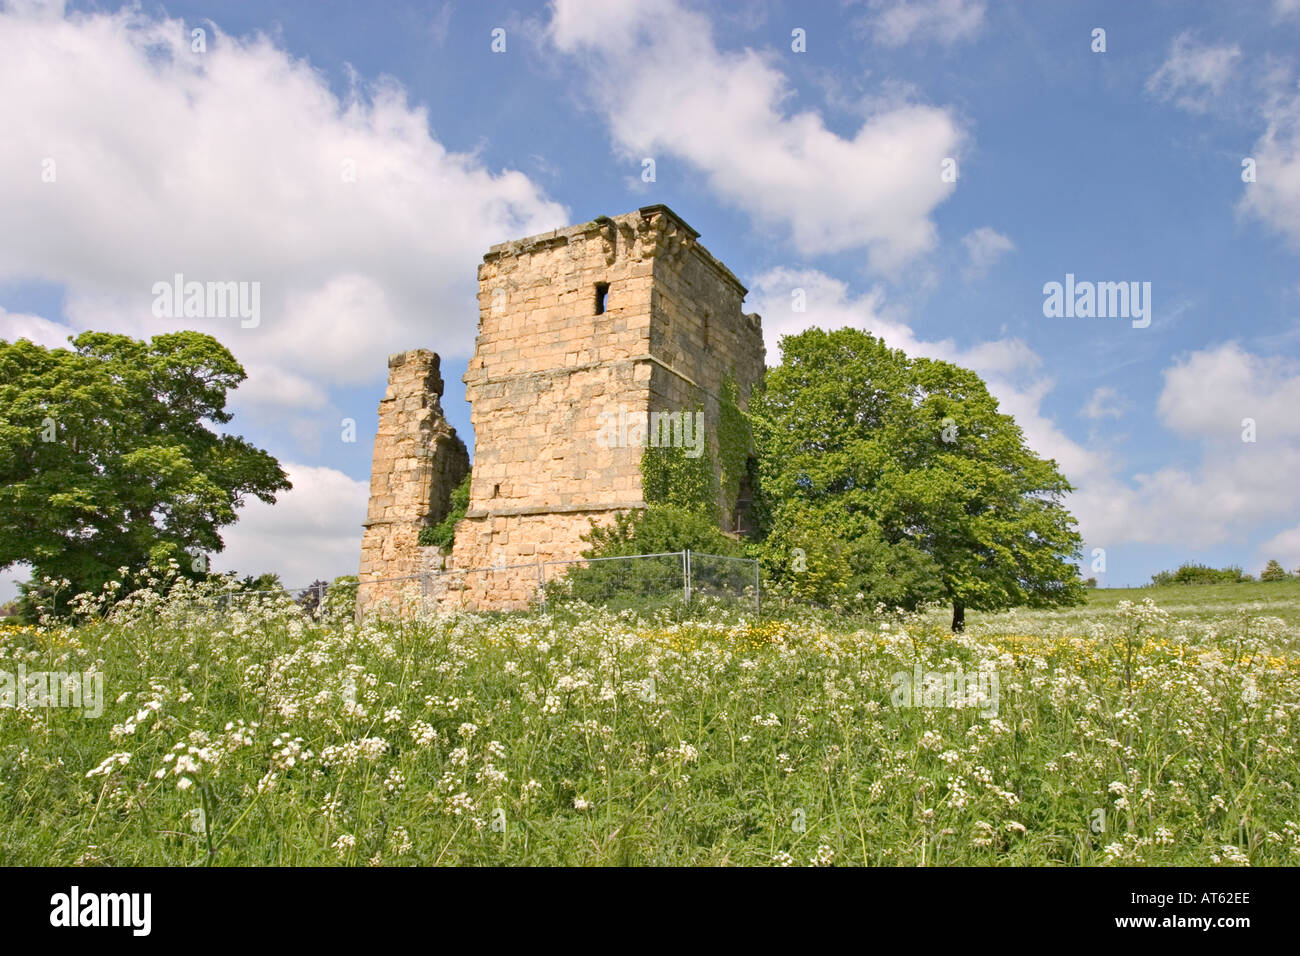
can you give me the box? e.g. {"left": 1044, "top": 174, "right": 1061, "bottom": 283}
{"left": 594, "top": 282, "right": 609, "bottom": 315}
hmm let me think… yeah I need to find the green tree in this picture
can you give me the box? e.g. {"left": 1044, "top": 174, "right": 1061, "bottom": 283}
{"left": 240, "top": 572, "right": 286, "bottom": 594}
{"left": 753, "top": 327, "right": 1085, "bottom": 630}
{"left": 1260, "top": 559, "right": 1289, "bottom": 582}
{"left": 758, "top": 498, "right": 942, "bottom": 608}
{"left": 0, "top": 331, "right": 290, "bottom": 610}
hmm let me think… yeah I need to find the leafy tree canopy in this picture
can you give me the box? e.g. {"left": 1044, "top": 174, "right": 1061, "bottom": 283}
{"left": 752, "top": 327, "right": 1085, "bottom": 629}
{"left": 0, "top": 331, "right": 290, "bottom": 608}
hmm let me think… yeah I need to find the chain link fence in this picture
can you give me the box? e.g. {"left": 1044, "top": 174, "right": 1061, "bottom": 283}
{"left": 343, "top": 550, "right": 759, "bottom": 621}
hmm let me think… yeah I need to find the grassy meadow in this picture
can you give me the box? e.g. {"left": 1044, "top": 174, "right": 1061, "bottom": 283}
{"left": 1, "top": 572, "right": 1297, "bottom": 866}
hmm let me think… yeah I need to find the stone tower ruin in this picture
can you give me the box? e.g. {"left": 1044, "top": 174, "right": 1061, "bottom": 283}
{"left": 357, "top": 205, "right": 764, "bottom": 615}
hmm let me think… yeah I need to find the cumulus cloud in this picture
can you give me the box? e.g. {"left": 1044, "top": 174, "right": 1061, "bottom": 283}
{"left": 1144, "top": 29, "right": 1300, "bottom": 252}
{"left": 0, "top": 307, "right": 76, "bottom": 349}
{"left": 960, "top": 226, "right": 1014, "bottom": 279}
{"left": 1053, "top": 343, "right": 1300, "bottom": 549}
{"left": 1157, "top": 343, "right": 1300, "bottom": 439}
{"left": 1146, "top": 32, "right": 1241, "bottom": 113}
{"left": 0, "top": 2, "right": 566, "bottom": 411}
{"left": 207, "top": 463, "right": 369, "bottom": 585}
{"left": 1081, "top": 386, "right": 1128, "bottom": 421}
{"left": 547, "top": 0, "right": 965, "bottom": 272}
{"left": 862, "top": 0, "right": 986, "bottom": 48}
{"left": 1259, "top": 524, "right": 1300, "bottom": 571}
{"left": 1238, "top": 82, "right": 1300, "bottom": 247}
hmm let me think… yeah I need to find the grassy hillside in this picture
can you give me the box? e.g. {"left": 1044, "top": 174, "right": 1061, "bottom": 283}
{"left": 1088, "top": 579, "right": 1300, "bottom": 614}
{"left": 962, "top": 580, "right": 1300, "bottom": 652}
{"left": 1, "top": 571, "right": 1296, "bottom": 866}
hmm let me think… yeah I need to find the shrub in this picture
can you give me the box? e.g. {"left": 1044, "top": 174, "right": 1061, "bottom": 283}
{"left": 325, "top": 575, "right": 358, "bottom": 619}
{"left": 1150, "top": 563, "right": 1250, "bottom": 586}
{"left": 296, "top": 580, "right": 331, "bottom": 616}
{"left": 1260, "top": 559, "right": 1291, "bottom": 582}
{"left": 546, "top": 505, "right": 741, "bottom": 610}
{"left": 418, "top": 475, "right": 471, "bottom": 549}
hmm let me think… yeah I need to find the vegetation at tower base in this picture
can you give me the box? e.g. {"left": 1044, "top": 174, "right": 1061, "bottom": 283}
{"left": 550, "top": 505, "right": 743, "bottom": 610}
{"left": 751, "top": 327, "right": 1085, "bottom": 630}
{"left": 0, "top": 331, "right": 290, "bottom": 620}
{"left": 716, "top": 373, "right": 754, "bottom": 521}
{"left": 418, "top": 474, "right": 471, "bottom": 549}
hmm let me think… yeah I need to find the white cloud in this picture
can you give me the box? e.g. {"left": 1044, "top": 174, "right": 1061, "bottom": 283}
{"left": 548, "top": 0, "right": 965, "bottom": 272}
{"left": 863, "top": 0, "right": 986, "bottom": 48}
{"left": 1276, "top": 0, "right": 1300, "bottom": 20}
{"left": 960, "top": 226, "right": 1014, "bottom": 279}
{"left": 1238, "top": 82, "right": 1300, "bottom": 247}
{"left": 1144, "top": 31, "right": 1300, "bottom": 253}
{"left": 0, "top": 307, "right": 76, "bottom": 349}
{"left": 1082, "top": 386, "right": 1127, "bottom": 421}
{"left": 208, "top": 463, "right": 369, "bottom": 585}
{"left": 1157, "top": 343, "right": 1300, "bottom": 438}
{"left": 1067, "top": 344, "right": 1300, "bottom": 549}
{"left": 1146, "top": 32, "right": 1240, "bottom": 113}
{"left": 231, "top": 364, "right": 331, "bottom": 411}
{"left": 0, "top": 3, "right": 566, "bottom": 411}
{"left": 1259, "top": 524, "right": 1300, "bottom": 571}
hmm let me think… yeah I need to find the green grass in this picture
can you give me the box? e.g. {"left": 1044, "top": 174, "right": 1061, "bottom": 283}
{"left": 963, "top": 580, "right": 1300, "bottom": 653}
{"left": 1, "top": 573, "right": 1297, "bottom": 866}
{"left": 1088, "top": 579, "right": 1300, "bottom": 614}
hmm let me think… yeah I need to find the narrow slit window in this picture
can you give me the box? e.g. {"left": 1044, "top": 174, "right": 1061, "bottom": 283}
{"left": 594, "top": 282, "right": 609, "bottom": 315}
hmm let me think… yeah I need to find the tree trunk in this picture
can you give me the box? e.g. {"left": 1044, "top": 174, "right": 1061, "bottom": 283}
{"left": 951, "top": 601, "right": 965, "bottom": 632}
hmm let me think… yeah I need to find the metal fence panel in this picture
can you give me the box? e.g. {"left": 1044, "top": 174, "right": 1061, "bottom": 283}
{"left": 230, "top": 549, "right": 762, "bottom": 621}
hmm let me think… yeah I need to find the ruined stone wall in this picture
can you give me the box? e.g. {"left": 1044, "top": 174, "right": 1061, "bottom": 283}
{"left": 440, "top": 206, "right": 765, "bottom": 610}
{"left": 358, "top": 205, "right": 766, "bottom": 614}
{"left": 357, "top": 350, "right": 469, "bottom": 616}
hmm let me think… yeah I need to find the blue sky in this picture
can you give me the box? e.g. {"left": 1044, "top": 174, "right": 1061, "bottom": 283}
{"left": 3, "top": 0, "right": 1300, "bottom": 597}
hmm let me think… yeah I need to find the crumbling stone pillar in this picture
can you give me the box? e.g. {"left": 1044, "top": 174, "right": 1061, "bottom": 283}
{"left": 357, "top": 349, "right": 469, "bottom": 617}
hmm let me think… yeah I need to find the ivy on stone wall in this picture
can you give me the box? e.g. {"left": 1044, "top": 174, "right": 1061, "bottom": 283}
{"left": 717, "top": 373, "right": 753, "bottom": 520}
{"left": 640, "top": 399, "right": 717, "bottom": 520}
{"left": 640, "top": 376, "right": 753, "bottom": 524}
